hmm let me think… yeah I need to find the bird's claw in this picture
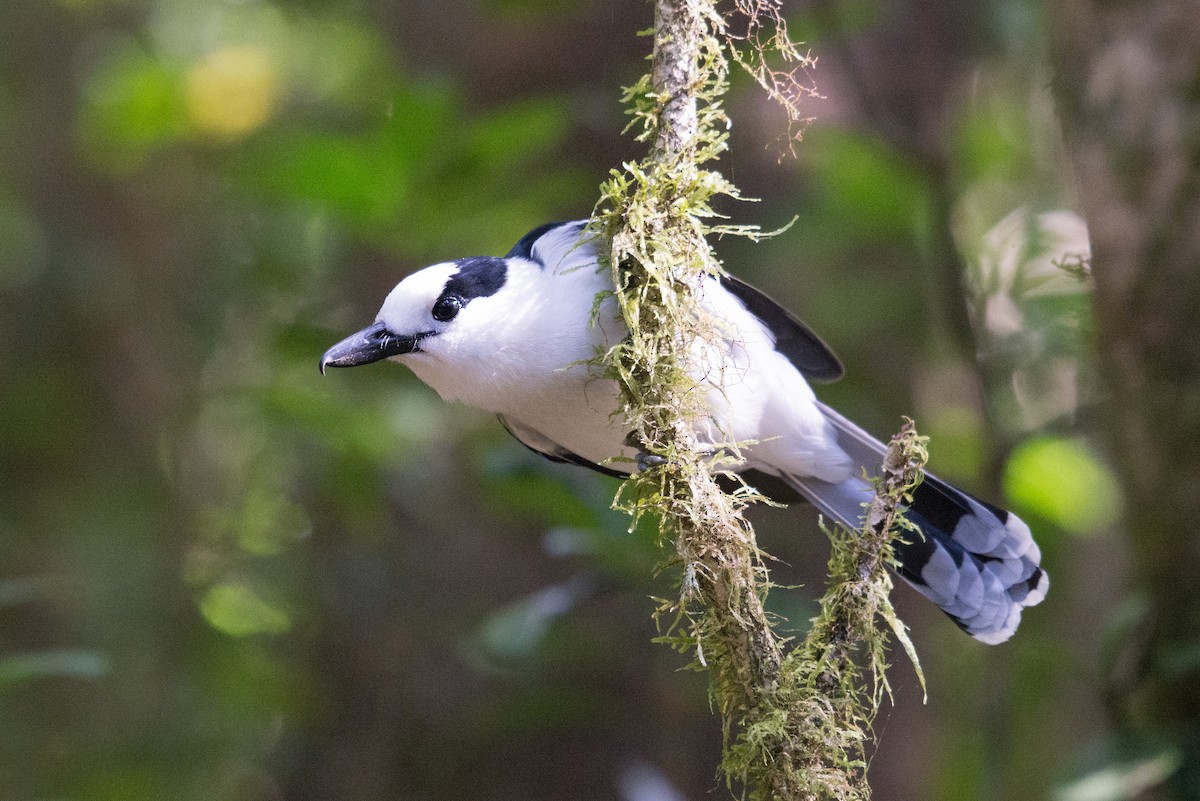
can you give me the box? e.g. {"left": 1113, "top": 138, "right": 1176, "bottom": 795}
{"left": 635, "top": 451, "right": 668, "bottom": 472}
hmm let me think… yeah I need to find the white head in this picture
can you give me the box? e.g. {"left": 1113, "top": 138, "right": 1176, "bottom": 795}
{"left": 320, "top": 221, "right": 613, "bottom": 411}
{"left": 320, "top": 254, "right": 516, "bottom": 394}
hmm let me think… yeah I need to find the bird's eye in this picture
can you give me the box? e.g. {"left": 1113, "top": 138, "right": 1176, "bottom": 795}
{"left": 431, "top": 294, "right": 462, "bottom": 322}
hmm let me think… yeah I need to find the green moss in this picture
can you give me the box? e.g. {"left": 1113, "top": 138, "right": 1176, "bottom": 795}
{"left": 592, "top": 3, "right": 925, "bottom": 799}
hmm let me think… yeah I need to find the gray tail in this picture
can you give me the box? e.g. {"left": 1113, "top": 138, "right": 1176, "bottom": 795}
{"left": 784, "top": 403, "right": 1048, "bottom": 645}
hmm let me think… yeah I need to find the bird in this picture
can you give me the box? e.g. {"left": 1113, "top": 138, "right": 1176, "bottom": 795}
{"left": 321, "top": 220, "right": 1048, "bottom": 644}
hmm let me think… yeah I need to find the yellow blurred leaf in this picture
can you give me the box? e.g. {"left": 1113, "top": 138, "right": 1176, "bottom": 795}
{"left": 185, "top": 46, "right": 279, "bottom": 138}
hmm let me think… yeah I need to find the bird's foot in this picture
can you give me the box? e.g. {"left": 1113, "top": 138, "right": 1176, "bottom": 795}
{"left": 623, "top": 431, "right": 669, "bottom": 472}
{"left": 635, "top": 451, "right": 668, "bottom": 472}
{"left": 623, "top": 432, "right": 739, "bottom": 473}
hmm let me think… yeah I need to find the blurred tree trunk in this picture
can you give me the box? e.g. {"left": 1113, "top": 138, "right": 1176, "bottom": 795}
{"left": 1048, "top": 2, "right": 1200, "bottom": 796}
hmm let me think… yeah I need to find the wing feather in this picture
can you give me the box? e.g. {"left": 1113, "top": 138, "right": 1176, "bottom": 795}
{"left": 719, "top": 274, "right": 844, "bottom": 382}
{"left": 497, "top": 415, "right": 628, "bottom": 479}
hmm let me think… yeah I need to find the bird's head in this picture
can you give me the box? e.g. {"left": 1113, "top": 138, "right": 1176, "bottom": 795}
{"left": 320, "top": 255, "right": 512, "bottom": 375}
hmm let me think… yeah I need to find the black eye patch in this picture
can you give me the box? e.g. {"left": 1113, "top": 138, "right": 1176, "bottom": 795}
{"left": 429, "top": 257, "right": 508, "bottom": 323}
{"left": 444, "top": 257, "right": 508, "bottom": 301}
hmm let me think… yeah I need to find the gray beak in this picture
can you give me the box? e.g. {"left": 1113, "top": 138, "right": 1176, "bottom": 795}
{"left": 320, "top": 322, "right": 419, "bottom": 374}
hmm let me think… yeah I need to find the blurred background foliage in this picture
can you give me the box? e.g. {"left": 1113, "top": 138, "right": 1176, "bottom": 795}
{"left": 0, "top": 0, "right": 1148, "bottom": 799}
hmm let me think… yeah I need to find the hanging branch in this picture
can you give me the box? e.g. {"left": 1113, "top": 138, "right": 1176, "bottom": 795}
{"left": 598, "top": 0, "right": 785, "bottom": 714}
{"left": 594, "top": 2, "right": 925, "bottom": 798}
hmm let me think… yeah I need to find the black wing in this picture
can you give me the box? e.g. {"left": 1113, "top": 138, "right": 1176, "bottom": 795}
{"left": 719, "top": 274, "right": 844, "bottom": 382}
{"left": 497, "top": 415, "right": 629, "bottom": 479}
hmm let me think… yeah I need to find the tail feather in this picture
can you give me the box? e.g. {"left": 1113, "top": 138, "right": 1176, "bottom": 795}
{"left": 785, "top": 403, "right": 1048, "bottom": 644}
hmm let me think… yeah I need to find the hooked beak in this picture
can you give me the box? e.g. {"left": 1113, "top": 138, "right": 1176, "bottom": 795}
{"left": 320, "top": 322, "right": 420, "bottom": 375}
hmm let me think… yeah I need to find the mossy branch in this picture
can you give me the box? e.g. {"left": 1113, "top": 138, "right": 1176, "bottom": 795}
{"left": 598, "top": 0, "right": 784, "bottom": 716}
{"left": 593, "top": 2, "right": 924, "bottom": 798}
{"left": 728, "top": 422, "right": 928, "bottom": 801}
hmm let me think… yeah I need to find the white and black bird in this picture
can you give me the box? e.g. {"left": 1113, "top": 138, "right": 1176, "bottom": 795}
{"left": 321, "top": 220, "right": 1048, "bottom": 644}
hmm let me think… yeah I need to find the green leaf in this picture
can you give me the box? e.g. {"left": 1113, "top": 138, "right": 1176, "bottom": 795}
{"left": 951, "top": 90, "right": 1033, "bottom": 183}
{"left": 199, "top": 583, "right": 291, "bottom": 636}
{"left": 464, "top": 98, "right": 570, "bottom": 173}
{"left": 77, "top": 40, "right": 188, "bottom": 168}
{"left": 803, "top": 128, "right": 929, "bottom": 239}
{"left": 1004, "top": 436, "right": 1123, "bottom": 534}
